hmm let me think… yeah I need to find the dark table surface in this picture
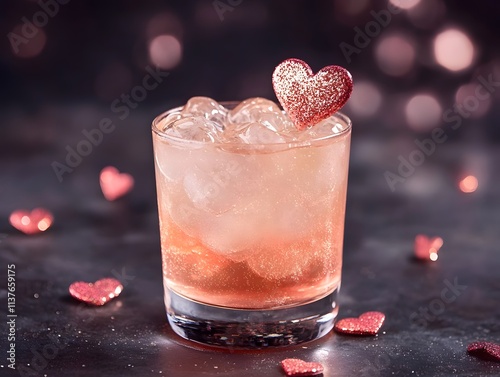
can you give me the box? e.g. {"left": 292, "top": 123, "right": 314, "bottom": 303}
{"left": 1, "top": 105, "right": 500, "bottom": 377}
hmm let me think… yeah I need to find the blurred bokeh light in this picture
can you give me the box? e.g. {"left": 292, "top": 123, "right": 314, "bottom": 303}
{"left": 455, "top": 83, "right": 491, "bottom": 118}
{"left": 404, "top": 167, "right": 447, "bottom": 197}
{"left": 146, "top": 12, "right": 184, "bottom": 40}
{"left": 334, "top": 0, "right": 370, "bottom": 15}
{"left": 388, "top": 0, "right": 421, "bottom": 10}
{"left": 459, "top": 175, "right": 479, "bottom": 193}
{"left": 149, "top": 35, "right": 182, "bottom": 70}
{"left": 433, "top": 29, "right": 475, "bottom": 72}
{"left": 347, "top": 81, "right": 382, "bottom": 118}
{"left": 407, "top": 0, "right": 446, "bottom": 29}
{"left": 10, "top": 24, "right": 46, "bottom": 58}
{"left": 405, "top": 94, "right": 442, "bottom": 130}
{"left": 2, "top": 1, "right": 500, "bottom": 194}
{"left": 375, "top": 35, "right": 416, "bottom": 76}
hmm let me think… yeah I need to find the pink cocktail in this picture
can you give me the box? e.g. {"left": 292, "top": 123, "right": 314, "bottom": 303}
{"left": 152, "top": 97, "right": 351, "bottom": 347}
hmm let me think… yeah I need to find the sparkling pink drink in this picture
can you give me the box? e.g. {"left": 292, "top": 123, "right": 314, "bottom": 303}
{"left": 152, "top": 97, "right": 351, "bottom": 347}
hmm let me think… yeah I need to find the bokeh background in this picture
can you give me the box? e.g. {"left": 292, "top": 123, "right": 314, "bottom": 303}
{"left": 1, "top": 0, "right": 500, "bottom": 210}
{"left": 2, "top": 2, "right": 500, "bottom": 375}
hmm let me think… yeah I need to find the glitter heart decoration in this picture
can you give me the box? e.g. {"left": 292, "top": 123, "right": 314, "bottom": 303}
{"left": 334, "top": 311, "right": 385, "bottom": 336}
{"left": 281, "top": 358, "right": 324, "bottom": 377}
{"left": 99, "top": 166, "right": 134, "bottom": 201}
{"left": 272, "top": 58, "right": 353, "bottom": 130}
{"left": 69, "top": 278, "right": 123, "bottom": 306}
{"left": 467, "top": 341, "right": 500, "bottom": 362}
{"left": 9, "top": 208, "right": 53, "bottom": 235}
{"left": 414, "top": 235, "right": 443, "bottom": 261}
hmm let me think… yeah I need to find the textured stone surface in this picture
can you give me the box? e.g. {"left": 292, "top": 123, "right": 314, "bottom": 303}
{"left": 1, "top": 108, "right": 500, "bottom": 376}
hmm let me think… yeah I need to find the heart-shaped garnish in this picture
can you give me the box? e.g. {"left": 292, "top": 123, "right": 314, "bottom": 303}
{"left": 9, "top": 208, "right": 53, "bottom": 235}
{"left": 69, "top": 278, "right": 123, "bottom": 306}
{"left": 272, "top": 58, "right": 353, "bottom": 130}
{"left": 281, "top": 358, "right": 324, "bottom": 376}
{"left": 334, "top": 311, "right": 385, "bottom": 336}
{"left": 414, "top": 235, "right": 443, "bottom": 261}
{"left": 467, "top": 341, "right": 500, "bottom": 362}
{"left": 99, "top": 166, "right": 134, "bottom": 201}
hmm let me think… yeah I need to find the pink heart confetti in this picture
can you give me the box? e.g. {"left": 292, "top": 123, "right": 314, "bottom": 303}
{"left": 272, "top": 58, "right": 353, "bottom": 130}
{"left": 99, "top": 166, "right": 134, "bottom": 201}
{"left": 281, "top": 358, "right": 324, "bottom": 376}
{"left": 467, "top": 341, "right": 500, "bottom": 362}
{"left": 334, "top": 311, "right": 385, "bottom": 336}
{"left": 414, "top": 235, "right": 443, "bottom": 262}
{"left": 9, "top": 208, "right": 53, "bottom": 235}
{"left": 69, "top": 278, "right": 123, "bottom": 306}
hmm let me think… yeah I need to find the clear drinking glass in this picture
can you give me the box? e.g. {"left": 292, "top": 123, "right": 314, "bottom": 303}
{"left": 152, "top": 102, "right": 351, "bottom": 348}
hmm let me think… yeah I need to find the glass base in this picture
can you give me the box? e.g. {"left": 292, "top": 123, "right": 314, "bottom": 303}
{"left": 165, "top": 287, "right": 339, "bottom": 348}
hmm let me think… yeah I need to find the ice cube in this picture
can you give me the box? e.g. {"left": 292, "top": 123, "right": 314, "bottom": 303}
{"left": 161, "top": 111, "right": 183, "bottom": 125}
{"left": 168, "top": 196, "right": 204, "bottom": 240}
{"left": 237, "top": 123, "right": 286, "bottom": 144}
{"left": 182, "top": 149, "right": 257, "bottom": 214}
{"left": 298, "top": 117, "right": 347, "bottom": 141}
{"left": 154, "top": 142, "right": 190, "bottom": 183}
{"left": 161, "top": 221, "right": 230, "bottom": 283}
{"left": 199, "top": 208, "right": 266, "bottom": 257}
{"left": 229, "top": 97, "right": 281, "bottom": 120}
{"left": 168, "top": 195, "right": 266, "bottom": 258}
{"left": 228, "top": 97, "right": 294, "bottom": 133}
{"left": 274, "top": 199, "right": 317, "bottom": 236}
{"left": 164, "top": 116, "right": 220, "bottom": 142}
{"left": 182, "top": 96, "right": 227, "bottom": 126}
{"left": 183, "top": 166, "right": 238, "bottom": 214}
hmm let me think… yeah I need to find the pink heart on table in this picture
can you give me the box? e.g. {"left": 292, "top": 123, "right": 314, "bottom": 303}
{"left": 272, "top": 58, "right": 353, "bottom": 130}
{"left": 99, "top": 166, "right": 134, "bottom": 201}
{"left": 69, "top": 278, "right": 123, "bottom": 306}
{"left": 281, "top": 358, "right": 324, "bottom": 376}
{"left": 334, "top": 311, "right": 385, "bottom": 336}
{"left": 9, "top": 208, "right": 53, "bottom": 235}
{"left": 414, "top": 235, "right": 443, "bottom": 261}
{"left": 467, "top": 341, "right": 500, "bottom": 362}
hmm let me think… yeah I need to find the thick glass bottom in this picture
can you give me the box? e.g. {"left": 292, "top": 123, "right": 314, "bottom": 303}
{"left": 165, "top": 286, "right": 339, "bottom": 348}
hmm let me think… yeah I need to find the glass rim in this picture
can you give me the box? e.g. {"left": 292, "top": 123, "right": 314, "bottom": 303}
{"left": 152, "top": 101, "right": 352, "bottom": 149}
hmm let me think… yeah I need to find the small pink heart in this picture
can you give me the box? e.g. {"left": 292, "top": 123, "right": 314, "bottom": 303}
{"left": 281, "top": 358, "right": 324, "bottom": 376}
{"left": 272, "top": 58, "right": 353, "bottom": 130}
{"left": 9, "top": 208, "right": 53, "bottom": 235}
{"left": 334, "top": 311, "right": 385, "bottom": 336}
{"left": 414, "top": 235, "right": 443, "bottom": 261}
{"left": 69, "top": 278, "right": 123, "bottom": 306}
{"left": 99, "top": 166, "right": 134, "bottom": 201}
{"left": 467, "top": 341, "right": 500, "bottom": 362}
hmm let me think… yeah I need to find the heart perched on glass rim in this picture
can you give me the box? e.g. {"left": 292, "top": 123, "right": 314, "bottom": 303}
{"left": 272, "top": 58, "right": 353, "bottom": 130}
